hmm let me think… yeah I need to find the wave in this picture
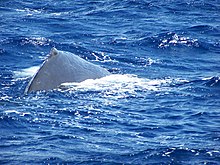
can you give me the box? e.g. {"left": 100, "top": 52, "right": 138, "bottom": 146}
{"left": 34, "top": 146, "right": 220, "bottom": 164}
{"left": 157, "top": 32, "right": 199, "bottom": 48}
{"left": 120, "top": 147, "right": 220, "bottom": 164}
{"left": 110, "top": 32, "right": 200, "bottom": 50}
{"left": 189, "top": 25, "right": 220, "bottom": 35}
{"left": 167, "top": 76, "right": 220, "bottom": 90}
{"left": 203, "top": 77, "right": 220, "bottom": 87}
{"left": 0, "top": 36, "right": 52, "bottom": 48}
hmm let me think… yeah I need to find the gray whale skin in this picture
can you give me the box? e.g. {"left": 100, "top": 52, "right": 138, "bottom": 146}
{"left": 25, "top": 48, "right": 110, "bottom": 93}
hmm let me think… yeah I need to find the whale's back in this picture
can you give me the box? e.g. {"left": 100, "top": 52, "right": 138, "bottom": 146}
{"left": 25, "top": 48, "right": 110, "bottom": 93}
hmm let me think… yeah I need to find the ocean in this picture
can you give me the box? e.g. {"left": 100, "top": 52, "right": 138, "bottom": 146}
{"left": 0, "top": 0, "right": 220, "bottom": 164}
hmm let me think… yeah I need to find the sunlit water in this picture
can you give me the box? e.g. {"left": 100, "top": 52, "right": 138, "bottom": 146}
{"left": 1, "top": 0, "right": 220, "bottom": 164}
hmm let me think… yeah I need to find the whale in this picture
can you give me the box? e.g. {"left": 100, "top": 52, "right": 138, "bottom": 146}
{"left": 25, "top": 48, "right": 110, "bottom": 93}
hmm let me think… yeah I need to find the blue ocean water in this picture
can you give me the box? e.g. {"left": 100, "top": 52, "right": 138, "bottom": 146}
{"left": 0, "top": 0, "right": 220, "bottom": 164}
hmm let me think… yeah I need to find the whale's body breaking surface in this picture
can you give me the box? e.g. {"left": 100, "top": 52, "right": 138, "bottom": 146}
{"left": 25, "top": 48, "right": 110, "bottom": 93}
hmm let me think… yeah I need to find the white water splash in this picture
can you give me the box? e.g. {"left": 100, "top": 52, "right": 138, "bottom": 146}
{"left": 13, "top": 66, "right": 40, "bottom": 79}
{"left": 4, "top": 109, "right": 31, "bottom": 117}
{"left": 21, "top": 37, "right": 51, "bottom": 46}
{"left": 59, "top": 74, "right": 175, "bottom": 99}
{"left": 159, "top": 33, "right": 199, "bottom": 48}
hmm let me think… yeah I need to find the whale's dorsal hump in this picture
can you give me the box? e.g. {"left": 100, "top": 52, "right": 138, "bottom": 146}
{"left": 25, "top": 48, "right": 110, "bottom": 93}
{"left": 50, "top": 47, "right": 58, "bottom": 57}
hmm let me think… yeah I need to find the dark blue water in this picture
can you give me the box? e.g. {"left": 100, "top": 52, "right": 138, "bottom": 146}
{"left": 1, "top": 0, "right": 220, "bottom": 164}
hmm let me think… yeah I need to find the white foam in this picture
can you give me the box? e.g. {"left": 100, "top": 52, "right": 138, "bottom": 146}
{"left": 13, "top": 66, "right": 40, "bottom": 79}
{"left": 22, "top": 37, "right": 51, "bottom": 46}
{"left": 59, "top": 74, "right": 174, "bottom": 99}
{"left": 206, "top": 150, "right": 220, "bottom": 157}
{"left": 159, "top": 34, "right": 198, "bottom": 48}
{"left": 15, "top": 8, "right": 43, "bottom": 16}
{"left": 4, "top": 110, "right": 31, "bottom": 116}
